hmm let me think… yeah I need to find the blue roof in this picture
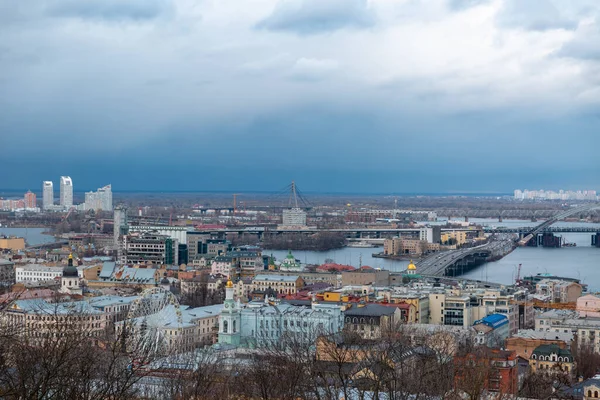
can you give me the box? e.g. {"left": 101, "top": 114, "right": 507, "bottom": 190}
{"left": 474, "top": 314, "right": 508, "bottom": 329}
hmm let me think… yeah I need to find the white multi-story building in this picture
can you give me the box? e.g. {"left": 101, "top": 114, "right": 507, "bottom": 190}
{"left": 60, "top": 176, "right": 73, "bottom": 208}
{"left": 238, "top": 300, "right": 344, "bottom": 348}
{"left": 43, "top": 181, "right": 54, "bottom": 210}
{"left": 282, "top": 208, "right": 307, "bottom": 227}
{"left": 84, "top": 184, "right": 113, "bottom": 211}
{"left": 15, "top": 264, "right": 83, "bottom": 283}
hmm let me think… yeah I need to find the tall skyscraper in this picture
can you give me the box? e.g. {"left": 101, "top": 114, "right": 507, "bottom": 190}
{"left": 24, "top": 191, "right": 37, "bottom": 209}
{"left": 60, "top": 176, "right": 73, "bottom": 208}
{"left": 42, "top": 181, "right": 53, "bottom": 210}
{"left": 113, "top": 206, "right": 128, "bottom": 251}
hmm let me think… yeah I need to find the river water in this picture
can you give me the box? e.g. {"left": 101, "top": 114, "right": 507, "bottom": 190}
{"left": 269, "top": 219, "right": 600, "bottom": 292}
{"left": 3, "top": 222, "right": 599, "bottom": 291}
{"left": 0, "top": 227, "right": 56, "bottom": 246}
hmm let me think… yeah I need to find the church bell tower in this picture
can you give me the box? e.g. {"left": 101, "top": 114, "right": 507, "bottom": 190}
{"left": 218, "top": 279, "right": 241, "bottom": 346}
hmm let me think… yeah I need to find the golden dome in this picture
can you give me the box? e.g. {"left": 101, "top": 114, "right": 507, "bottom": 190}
{"left": 68, "top": 253, "right": 73, "bottom": 260}
{"left": 407, "top": 260, "right": 417, "bottom": 270}
{"left": 226, "top": 279, "right": 233, "bottom": 288}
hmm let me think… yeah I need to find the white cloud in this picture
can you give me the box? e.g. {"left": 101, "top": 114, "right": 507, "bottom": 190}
{"left": 288, "top": 57, "right": 339, "bottom": 81}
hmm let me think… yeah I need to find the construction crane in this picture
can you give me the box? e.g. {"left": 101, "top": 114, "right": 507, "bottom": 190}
{"left": 515, "top": 263, "right": 522, "bottom": 285}
{"left": 233, "top": 194, "right": 239, "bottom": 214}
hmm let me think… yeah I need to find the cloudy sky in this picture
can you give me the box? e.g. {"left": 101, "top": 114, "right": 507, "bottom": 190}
{"left": 1, "top": 0, "right": 599, "bottom": 194}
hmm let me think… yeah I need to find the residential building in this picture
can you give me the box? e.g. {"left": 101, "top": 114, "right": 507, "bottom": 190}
{"left": 113, "top": 206, "right": 128, "bottom": 250}
{"left": 42, "top": 181, "right": 54, "bottom": 210}
{"left": 281, "top": 207, "right": 307, "bottom": 227}
{"left": 0, "top": 259, "right": 15, "bottom": 289}
{"left": 116, "top": 303, "right": 222, "bottom": 353}
{"left": 505, "top": 330, "right": 573, "bottom": 360}
{"left": 341, "top": 268, "right": 390, "bottom": 286}
{"left": 440, "top": 230, "right": 467, "bottom": 246}
{"left": 84, "top": 184, "right": 113, "bottom": 211}
{"left": 3, "top": 298, "right": 108, "bottom": 343}
{"left": 383, "top": 237, "right": 438, "bottom": 256}
{"left": 473, "top": 314, "right": 510, "bottom": 347}
{"left": 24, "top": 190, "right": 36, "bottom": 209}
{"left": 578, "top": 294, "right": 600, "bottom": 318}
{"left": 343, "top": 303, "right": 401, "bottom": 339}
{"left": 88, "top": 295, "right": 139, "bottom": 323}
{"left": 454, "top": 348, "right": 518, "bottom": 395}
{"left": 229, "top": 250, "right": 263, "bottom": 277}
{"left": 535, "top": 309, "right": 600, "bottom": 353}
{"left": 121, "top": 231, "right": 178, "bottom": 266}
{"left": 529, "top": 344, "right": 574, "bottom": 375}
{"left": 419, "top": 227, "right": 441, "bottom": 244}
{"left": 211, "top": 255, "right": 235, "bottom": 276}
{"left": 88, "top": 262, "right": 162, "bottom": 289}
{"left": 536, "top": 279, "right": 582, "bottom": 303}
{"left": 252, "top": 274, "right": 304, "bottom": 295}
{"left": 60, "top": 176, "right": 73, "bottom": 208}
{"left": 0, "top": 236, "right": 25, "bottom": 251}
{"left": 583, "top": 376, "right": 600, "bottom": 399}
{"left": 15, "top": 264, "right": 83, "bottom": 283}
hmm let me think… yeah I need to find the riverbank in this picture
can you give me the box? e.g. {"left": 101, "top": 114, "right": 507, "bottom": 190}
{"left": 372, "top": 252, "right": 422, "bottom": 261}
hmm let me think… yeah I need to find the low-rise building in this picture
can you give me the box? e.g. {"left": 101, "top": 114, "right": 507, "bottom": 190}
{"left": 505, "top": 330, "right": 573, "bottom": 360}
{"left": 3, "top": 298, "right": 108, "bottom": 343}
{"left": 252, "top": 274, "right": 304, "bottom": 295}
{"left": 0, "top": 236, "right": 25, "bottom": 251}
{"left": 473, "top": 314, "right": 510, "bottom": 347}
{"left": 239, "top": 301, "right": 343, "bottom": 347}
{"left": 454, "top": 348, "right": 518, "bottom": 395}
{"left": 343, "top": 303, "right": 401, "bottom": 339}
{"left": 578, "top": 294, "right": 600, "bottom": 318}
{"left": 0, "top": 259, "right": 15, "bottom": 289}
{"left": 87, "top": 262, "right": 162, "bottom": 289}
{"left": 341, "top": 268, "right": 390, "bottom": 286}
{"left": 16, "top": 264, "right": 83, "bottom": 283}
{"left": 530, "top": 344, "right": 575, "bottom": 376}
{"left": 536, "top": 279, "right": 582, "bottom": 303}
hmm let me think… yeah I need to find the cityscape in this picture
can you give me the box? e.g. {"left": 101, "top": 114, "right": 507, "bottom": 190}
{"left": 1, "top": 1, "right": 600, "bottom": 399}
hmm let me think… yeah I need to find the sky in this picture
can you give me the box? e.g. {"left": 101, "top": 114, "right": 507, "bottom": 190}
{"left": 1, "top": 0, "right": 600, "bottom": 194}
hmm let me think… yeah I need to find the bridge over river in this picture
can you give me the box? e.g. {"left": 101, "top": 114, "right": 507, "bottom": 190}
{"left": 416, "top": 235, "right": 516, "bottom": 277}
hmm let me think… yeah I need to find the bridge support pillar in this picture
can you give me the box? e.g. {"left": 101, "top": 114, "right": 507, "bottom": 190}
{"left": 540, "top": 233, "right": 561, "bottom": 248}
{"left": 593, "top": 234, "right": 600, "bottom": 248}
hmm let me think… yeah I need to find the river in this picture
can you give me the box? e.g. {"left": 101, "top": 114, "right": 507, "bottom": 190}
{"left": 3, "top": 221, "right": 599, "bottom": 291}
{"left": 0, "top": 227, "right": 56, "bottom": 246}
{"left": 270, "top": 218, "right": 600, "bottom": 292}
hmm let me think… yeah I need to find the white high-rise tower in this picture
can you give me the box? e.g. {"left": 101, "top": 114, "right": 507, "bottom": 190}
{"left": 42, "top": 181, "right": 54, "bottom": 210}
{"left": 60, "top": 176, "right": 73, "bottom": 208}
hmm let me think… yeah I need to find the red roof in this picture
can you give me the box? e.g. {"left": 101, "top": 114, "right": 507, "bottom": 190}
{"left": 317, "top": 263, "right": 356, "bottom": 272}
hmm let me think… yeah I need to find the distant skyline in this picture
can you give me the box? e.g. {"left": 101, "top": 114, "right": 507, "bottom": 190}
{"left": 1, "top": 0, "right": 599, "bottom": 193}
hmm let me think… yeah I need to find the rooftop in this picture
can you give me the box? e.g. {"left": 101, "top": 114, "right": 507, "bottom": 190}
{"left": 344, "top": 303, "right": 398, "bottom": 317}
{"left": 254, "top": 274, "right": 300, "bottom": 282}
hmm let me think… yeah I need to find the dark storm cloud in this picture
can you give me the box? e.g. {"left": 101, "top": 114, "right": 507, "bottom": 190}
{"left": 46, "top": 0, "right": 173, "bottom": 21}
{"left": 0, "top": 0, "right": 599, "bottom": 193}
{"left": 256, "top": 0, "right": 375, "bottom": 35}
